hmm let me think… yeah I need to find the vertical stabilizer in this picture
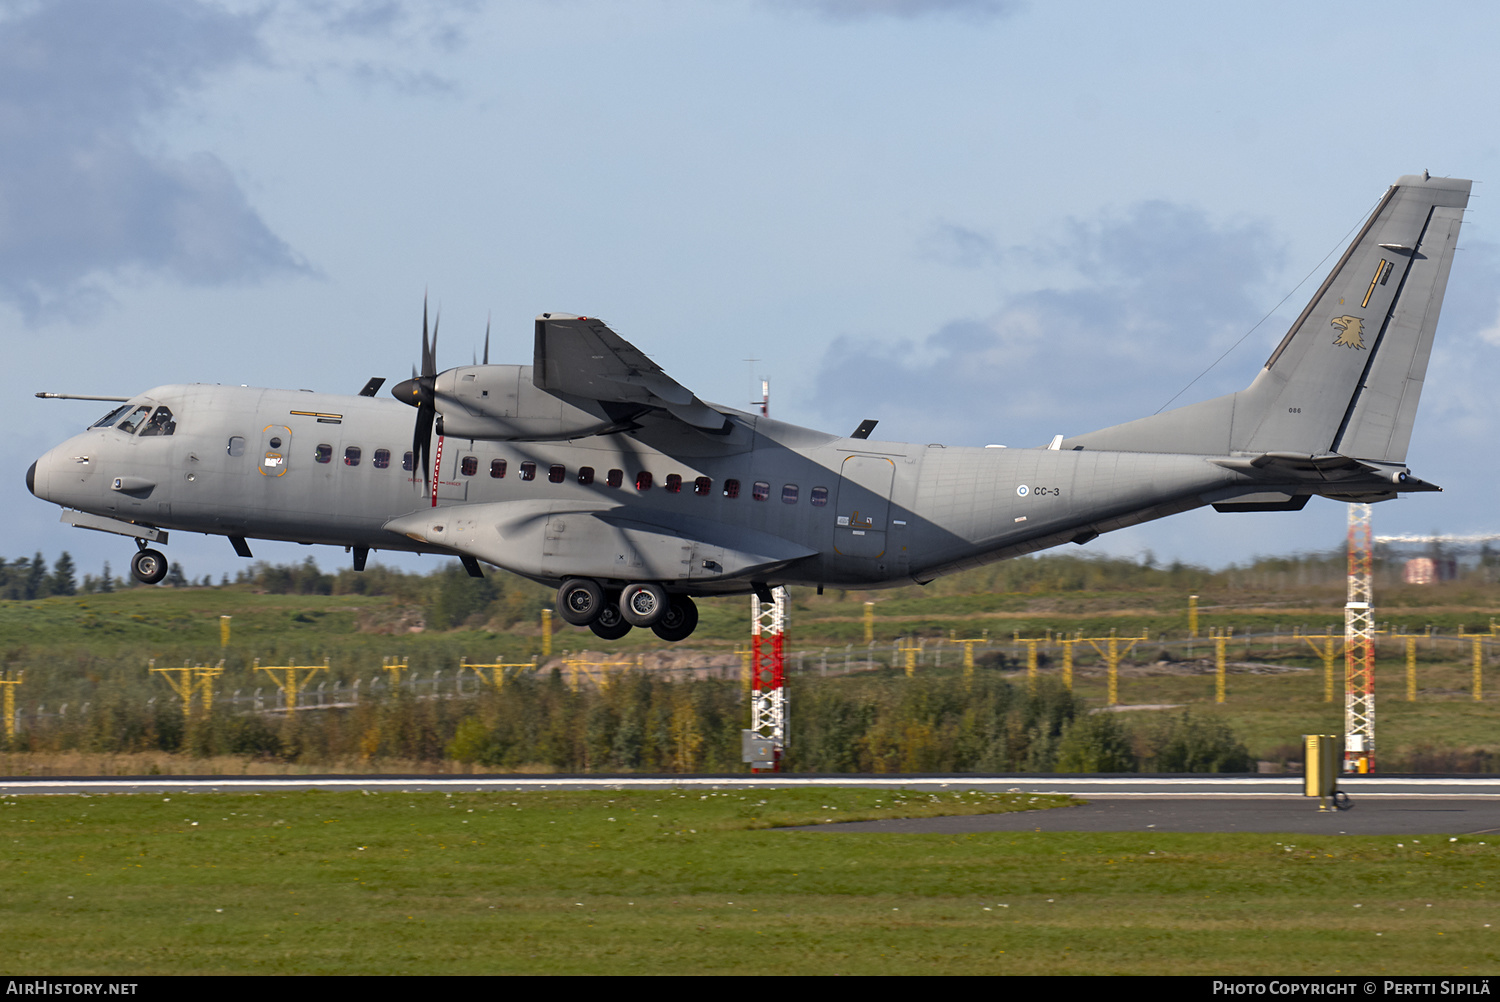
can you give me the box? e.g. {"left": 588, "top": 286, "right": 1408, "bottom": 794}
{"left": 1063, "top": 174, "right": 1471, "bottom": 461}
{"left": 1239, "top": 173, "right": 1469, "bottom": 460}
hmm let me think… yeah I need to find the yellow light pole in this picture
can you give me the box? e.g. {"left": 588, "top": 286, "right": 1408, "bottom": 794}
{"left": 254, "top": 658, "right": 328, "bottom": 715}
{"left": 901, "top": 639, "right": 918, "bottom": 678}
{"left": 541, "top": 608, "right": 553, "bottom": 658}
{"left": 954, "top": 638, "right": 986, "bottom": 689}
{"left": 1188, "top": 594, "right": 1199, "bottom": 639}
{"left": 149, "top": 659, "right": 223, "bottom": 718}
{"left": 1014, "top": 637, "right": 1043, "bottom": 692}
{"left": 197, "top": 661, "right": 224, "bottom": 714}
{"left": 1474, "top": 637, "right": 1485, "bottom": 702}
{"left": 0, "top": 670, "right": 21, "bottom": 741}
{"left": 1213, "top": 628, "right": 1229, "bottom": 704}
{"left": 1084, "top": 629, "right": 1147, "bottom": 706}
{"left": 1301, "top": 631, "right": 1341, "bottom": 703}
{"left": 1389, "top": 633, "right": 1421, "bottom": 702}
{"left": 219, "top": 615, "right": 231, "bottom": 648}
{"left": 1056, "top": 634, "right": 1084, "bottom": 690}
{"left": 564, "top": 658, "right": 634, "bottom": 691}
{"left": 863, "top": 602, "right": 874, "bottom": 645}
{"left": 460, "top": 657, "right": 535, "bottom": 691}
{"left": 381, "top": 656, "right": 408, "bottom": 687}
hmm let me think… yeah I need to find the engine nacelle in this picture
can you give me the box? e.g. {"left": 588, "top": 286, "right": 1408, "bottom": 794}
{"left": 433, "top": 365, "right": 641, "bottom": 441}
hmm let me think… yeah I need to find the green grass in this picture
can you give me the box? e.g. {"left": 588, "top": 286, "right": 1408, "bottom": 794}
{"left": 3, "top": 788, "right": 1498, "bottom": 974}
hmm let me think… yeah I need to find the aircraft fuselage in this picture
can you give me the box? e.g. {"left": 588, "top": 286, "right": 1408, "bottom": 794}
{"left": 29, "top": 381, "right": 1242, "bottom": 592}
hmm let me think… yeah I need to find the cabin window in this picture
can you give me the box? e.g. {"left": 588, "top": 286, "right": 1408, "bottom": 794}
{"left": 607, "top": 468, "right": 623, "bottom": 488}
{"left": 227, "top": 436, "right": 246, "bottom": 457}
{"left": 635, "top": 471, "right": 653, "bottom": 491}
{"left": 138, "top": 407, "right": 176, "bottom": 437}
{"left": 752, "top": 481, "right": 769, "bottom": 501}
{"left": 373, "top": 449, "right": 390, "bottom": 469}
{"left": 90, "top": 405, "right": 129, "bottom": 430}
{"left": 694, "top": 476, "right": 712, "bottom": 496}
{"left": 402, "top": 451, "right": 414, "bottom": 472}
{"left": 461, "top": 456, "right": 477, "bottom": 476}
{"left": 664, "top": 474, "right": 682, "bottom": 494}
{"left": 315, "top": 444, "right": 332, "bottom": 464}
{"left": 344, "top": 446, "right": 362, "bottom": 467}
{"left": 549, "top": 464, "right": 565, "bottom": 483}
{"left": 115, "top": 406, "right": 152, "bottom": 435}
{"left": 782, "top": 484, "right": 799, "bottom": 504}
{"left": 490, "top": 459, "right": 506, "bottom": 479}
{"left": 578, "top": 466, "right": 595, "bottom": 485}
{"left": 723, "top": 478, "right": 740, "bottom": 499}
{"left": 810, "top": 486, "right": 829, "bottom": 507}
{"left": 520, "top": 461, "right": 536, "bottom": 481}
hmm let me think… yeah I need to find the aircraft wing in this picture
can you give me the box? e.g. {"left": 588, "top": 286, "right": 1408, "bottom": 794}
{"left": 385, "top": 499, "right": 815, "bottom": 584}
{"left": 532, "top": 314, "right": 730, "bottom": 432}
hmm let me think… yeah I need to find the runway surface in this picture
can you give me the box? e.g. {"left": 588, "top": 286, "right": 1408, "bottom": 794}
{"left": 3, "top": 774, "right": 1499, "bottom": 835}
{"left": 790, "top": 797, "right": 1500, "bottom": 836}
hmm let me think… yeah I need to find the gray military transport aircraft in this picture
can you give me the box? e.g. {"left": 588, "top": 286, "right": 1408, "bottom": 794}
{"left": 26, "top": 174, "right": 1471, "bottom": 642}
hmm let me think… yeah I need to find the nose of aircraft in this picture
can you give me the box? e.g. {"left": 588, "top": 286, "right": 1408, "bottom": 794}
{"left": 26, "top": 460, "right": 36, "bottom": 496}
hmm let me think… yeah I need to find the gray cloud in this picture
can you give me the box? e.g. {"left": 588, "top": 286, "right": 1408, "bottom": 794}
{"left": 0, "top": 0, "right": 308, "bottom": 321}
{"left": 813, "top": 202, "right": 1281, "bottom": 446}
{"left": 773, "top": 0, "right": 1020, "bottom": 21}
{"left": 314, "top": 0, "right": 475, "bottom": 52}
{"left": 919, "top": 221, "right": 1002, "bottom": 268}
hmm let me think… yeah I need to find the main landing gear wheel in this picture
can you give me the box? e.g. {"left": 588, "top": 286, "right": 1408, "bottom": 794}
{"left": 556, "top": 578, "right": 605, "bottom": 626}
{"left": 589, "top": 602, "right": 633, "bottom": 640}
{"left": 619, "top": 582, "right": 669, "bottom": 627}
{"left": 131, "top": 548, "right": 168, "bottom": 585}
{"left": 651, "top": 595, "right": 698, "bottom": 643}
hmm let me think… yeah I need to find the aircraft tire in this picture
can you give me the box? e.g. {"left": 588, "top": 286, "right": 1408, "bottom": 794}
{"left": 589, "top": 606, "right": 633, "bottom": 640}
{"left": 651, "top": 595, "right": 698, "bottom": 643}
{"left": 556, "top": 578, "right": 605, "bottom": 626}
{"left": 131, "top": 548, "right": 168, "bottom": 585}
{"left": 619, "top": 582, "right": 668, "bottom": 627}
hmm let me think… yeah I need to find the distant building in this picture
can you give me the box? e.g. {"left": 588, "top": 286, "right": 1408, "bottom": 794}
{"left": 1403, "top": 557, "right": 1457, "bottom": 584}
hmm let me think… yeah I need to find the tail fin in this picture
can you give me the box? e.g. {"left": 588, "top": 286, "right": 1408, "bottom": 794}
{"left": 1065, "top": 174, "right": 1471, "bottom": 462}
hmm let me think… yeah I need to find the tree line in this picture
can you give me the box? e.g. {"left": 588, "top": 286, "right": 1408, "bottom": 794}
{"left": 8, "top": 670, "right": 1254, "bottom": 774}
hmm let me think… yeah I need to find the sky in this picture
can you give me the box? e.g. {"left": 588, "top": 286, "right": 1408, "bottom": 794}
{"left": 5, "top": 0, "right": 1500, "bottom": 584}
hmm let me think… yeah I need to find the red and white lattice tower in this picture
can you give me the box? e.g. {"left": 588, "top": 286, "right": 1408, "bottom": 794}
{"left": 749, "top": 587, "right": 788, "bottom": 773}
{"left": 1345, "top": 502, "right": 1376, "bottom": 773}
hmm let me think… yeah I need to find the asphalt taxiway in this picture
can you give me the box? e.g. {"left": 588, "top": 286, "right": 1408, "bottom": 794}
{"left": 2, "top": 774, "right": 1498, "bottom": 835}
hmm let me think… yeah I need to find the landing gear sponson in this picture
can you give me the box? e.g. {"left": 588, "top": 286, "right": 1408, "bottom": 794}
{"left": 556, "top": 577, "right": 699, "bottom": 642}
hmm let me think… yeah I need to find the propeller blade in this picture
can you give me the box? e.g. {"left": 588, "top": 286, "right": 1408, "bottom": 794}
{"left": 421, "top": 297, "right": 432, "bottom": 379}
{"left": 483, "top": 315, "right": 490, "bottom": 365}
{"left": 414, "top": 406, "right": 434, "bottom": 490}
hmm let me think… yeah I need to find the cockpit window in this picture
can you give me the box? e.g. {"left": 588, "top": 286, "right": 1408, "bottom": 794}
{"left": 89, "top": 405, "right": 129, "bottom": 429}
{"left": 115, "top": 405, "right": 152, "bottom": 435}
{"left": 138, "top": 407, "right": 176, "bottom": 437}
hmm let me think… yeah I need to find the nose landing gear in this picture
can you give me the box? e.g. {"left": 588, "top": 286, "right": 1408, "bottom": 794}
{"left": 130, "top": 541, "right": 168, "bottom": 585}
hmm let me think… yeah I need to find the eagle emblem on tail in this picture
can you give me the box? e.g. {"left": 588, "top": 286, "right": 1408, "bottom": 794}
{"left": 1330, "top": 315, "right": 1366, "bottom": 350}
